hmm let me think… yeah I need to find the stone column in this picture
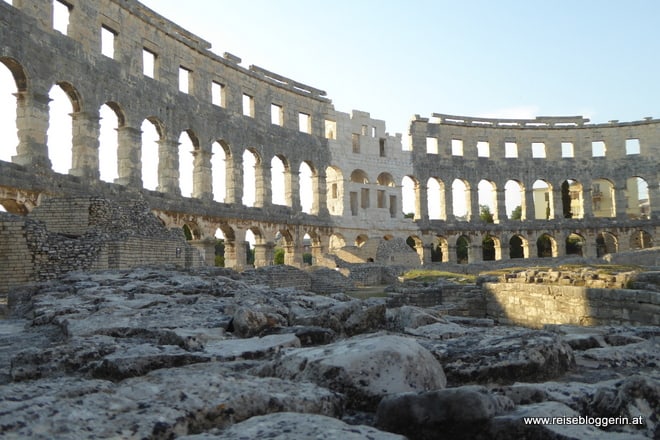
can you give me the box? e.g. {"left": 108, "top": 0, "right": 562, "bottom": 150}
{"left": 648, "top": 181, "right": 660, "bottom": 218}
{"left": 70, "top": 111, "right": 101, "bottom": 179}
{"left": 583, "top": 235, "right": 598, "bottom": 258}
{"left": 225, "top": 153, "right": 242, "bottom": 204}
{"left": 13, "top": 90, "right": 51, "bottom": 168}
{"left": 157, "top": 137, "right": 180, "bottom": 195}
{"left": 115, "top": 125, "right": 142, "bottom": 187}
{"left": 444, "top": 184, "right": 455, "bottom": 221}
{"left": 496, "top": 188, "right": 507, "bottom": 222}
{"left": 613, "top": 183, "right": 627, "bottom": 219}
{"left": 189, "top": 238, "right": 215, "bottom": 266}
{"left": 469, "top": 187, "right": 479, "bottom": 222}
{"left": 312, "top": 171, "right": 329, "bottom": 216}
{"left": 556, "top": 235, "right": 567, "bottom": 257}
{"left": 284, "top": 242, "right": 303, "bottom": 267}
{"left": 582, "top": 178, "right": 594, "bottom": 218}
{"left": 192, "top": 149, "right": 213, "bottom": 200}
{"left": 288, "top": 170, "right": 302, "bottom": 211}
{"left": 254, "top": 160, "right": 270, "bottom": 208}
{"left": 447, "top": 244, "right": 458, "bottom": 263}
{"left": 415, "top": 181, "right": 428, "bottom": 220}
{"left": 420, "top": 243, "right": 432, "bottom": 265}
{"left": 469, "top": 243, "right": 483, "bottom": 263}
{"left": 253, "top": 242, "right": 274, "bottom": 267}
{"left": 524, "top": 187, "right": 535, "bottom": 220}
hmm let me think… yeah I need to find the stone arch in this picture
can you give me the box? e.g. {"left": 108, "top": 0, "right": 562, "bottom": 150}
{"left": 592, "top": 178, "right": 615, "bottom": 218}
{"left": 350, "top": 169, "right": 369, "bottom": 183}
{"left": 48, "top": 81, "right": 83, "bottom": 174}
{"left": 178, "top": 129, "right": 199, "bottom": 198}
{"left": 98, "top": 101, "right": 125, "bottom": 183}
{"left": 0, "top": 58, "right": 26, "bottom": 162}
{"left": 451, "top": 178, "right": 471, "bottom": 221}
{"left": 271, "top": 154, "right": 289, "bottom": 206}
{"left": 560, "top": 179, "right": 583, "bottom": 219}
{"left": 141, "top": 117, "right": 163, "bottom": 191}
{"left": 482, "top": 234, "right": 500, "bottom": 261}
{"left": 299, "top": 160, "right": 315, "bottom": 214}
{"left": 182, "top": 223, "right": 200, "bottom": 240}
{"left": 532, "top": 179, "right": 553, "bottom": 219}
{"left": 504, "top": 180, "right": 525, "bottom": 220}
{"left": 509, "top": 234, "right": 528, "bottom": 259}
{"left": 242, "top": 148, "right": 262, "bottom": 207}
{"left": 478, "top": 179, "right": 497, "bottom": 223}
{"left": 630, "top": 230, "right": 653, "bottom": 250}
{"left": 427, "top": 177, "right": 445, "bottom": 220}
{"left": 432, "top": 235, "right": 449, "bottom": 262}
{"left": 565, "top": 232, "right": 585, "bottom": 256}
{"left": 401, "top": 175, "right": 418, "bottom": 219}
{"left": 326, "top": 165, "right": 344, "bottom": 215}
{"left": 212, "top": 140, "right": 230, "bottom": 203}
{"left": 537, "top": 233, "right": 557, "bottom": 258}
{"left": 596, "top": 232, "right": 618, "bottom": 257}
{"left": 377, "top": 172, "right": 395, "bottom": 187}
{"left": 625, "top": 176, "right": 650, "bottom": 219}
{"left": 456, "top": 235, "right": 470, "bottom": 264}
{"left": 329, "top": 233, "right": 346, "bottom": 252}
{"left": 406, "top": 235, "right": 424, "bottom": 263}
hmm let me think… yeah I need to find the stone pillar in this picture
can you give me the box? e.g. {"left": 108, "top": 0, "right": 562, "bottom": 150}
{"left": 420, "top": 243, "right": 432, "bottom": 265}
{"left": 613, "top": 183, "right": 627, "bottom": 219}
{"left": 583, "top": 235, "right": 598, "bottom": 258}
{"left": 648, "top": 181, "right": 660, "bottom": 218}
{"left": 582, "top": 178, "right": 594, "bottom": 218}
{"left": 115, "top": 125, "right": 142, "bottom": 187}
{"left": 469, "top": 243, "right": 483, "bottom": 263}
{"left": 189, "top": 238, "right": 215, "bottom": 266}
{"left": 312, "top": 171, "right": 329, "bottom": 216}
{"left": 253, "top": 242, "right": 274, "bottom": 267}
{"left": 157, "top": 137, "right": 180, "bottom": 195}
{"left": 447, "top": 244, "right": 458, "bottom": 263}
{"left": 284, "top": 242, "right": 303, "bottom": 267}
{"left": 498, "top": 240, "right": 509, "bottom": 260}
{"left": 310, "top": 243, "right": 323, "bottom": 265}
{"left": 444, "top": 184, "right": 455, "bottom": 221}
{"left": 254, "top": 160, "right": 270, "bottom": 207}
{"left": 550, "top": 187, "right": 561, "bottom": 220}
{"left": 70, "top": 111, "right": 101, "bottom": 179}
{"left": 469, "top": 187, "right": 479, "bottom": 222}
{"left": 288, "top": 170, "right": 302, "bottom": 211}
{"left": 556, "top": 236, "right": 567, "bottom": 257}
{"left": 524, "top": 187, "right": 535, "bottom": 220}
{"left": 496, "top": 188, "right": 507, "bottom": 222}
{"left": 13, "top": 90, "right": 52, "bottom": 168}
{"left": 192, "top": 149, "right": 213, "bottom": 200}
{"left": 416, "top": 181, "right": 428, "bottom": 220}
{"left": 225, "top": 153, "right": 242, "bottom": 204}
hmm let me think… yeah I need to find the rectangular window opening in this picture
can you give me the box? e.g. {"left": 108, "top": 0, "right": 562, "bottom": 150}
{"left": 531, "top": 142, "right": 546, "bottom": 158}
{"left": 331, "top": 183, "right": 338, "bottom": 199}
{"left": 505, "top": 142, "right": 518, "bottom": 158}
{"left": 371, "top": 126, "right": 377, "bottom": 137}
{"left": 561, "top": 142, "right": 574, "bottom": 158}
{"left": 324, "top": 120, "right": 336, "bottom": 139}
{"left": 53, "top": 0, "right": 71, "bottom": 35}
{"left": 426, "top": 137, "right": 439, "bottom": 154}
{"left": 625, "top": 138, "right": 640, "bottom": 155}
{"left": 592, "top": 140, "right": 606, "bottom": 157}
{"left": 361, "top": 188, "right": 370, "bottom": 209}
{"left": 211, "top": 81, "right": 225, "bottom": 107}
{"left": 361, "top": 124, "right": 368, "bottom": 136}
{"left": 352, "top": 133, "right": 360, "bottom": 153}
{"left": 379, "top": 138, "right": 386, "bottom": 157}
{"left": 242, "top": 94, "right": 254, "bottom": 117}
{"left": 101, "top": 26, "right": 116, "bottom": 59}
{"left": 451, "top": 139, "right": 463, "bottom": 156}
{"left": 142, "top": 48, "right": 156, "bottom": 78}
{"left": 350, "top": 192, "right": 358, "bottom": 216}
{"left": 389, "top": 195, "right": 397, "bottom": 218}
{"left": 377, "top": 190, "right": 386, "bottom": 208}
{"left": 271, "top": 104, "right": 283, "bottom": 126}
{"left": 477, "top": 141, "right": 490, "bottom": 158}
{"left": 179, "top": 67, "right": 191, "bottom": 94}
{"left": 298, "top": 112, "right": 311, "bottom": 133}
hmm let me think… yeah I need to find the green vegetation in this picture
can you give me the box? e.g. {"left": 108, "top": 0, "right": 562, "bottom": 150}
{"left": 479, "top": 205, "right": 494, "bottom": 223}
{"left": 402, "top": 269, "right": 477, "bottom": 284}
{"left": 510, "top": 205, "right": 522, "bottom": 220}
{"left": 274, "top": 247, "right": 285, "bottom": 264}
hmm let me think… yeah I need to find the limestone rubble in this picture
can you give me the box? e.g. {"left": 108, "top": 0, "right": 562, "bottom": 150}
{"left": 1, "top": 265, "right": 658, "bottom": 439}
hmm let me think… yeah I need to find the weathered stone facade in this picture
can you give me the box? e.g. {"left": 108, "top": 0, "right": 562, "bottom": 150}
{"left": 0, "top": 0, "right": 657, "bottom": 282}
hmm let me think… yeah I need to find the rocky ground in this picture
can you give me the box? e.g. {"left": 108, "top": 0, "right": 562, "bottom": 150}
{"left": 0, "top": 265, "right": 657, "bottom": 439}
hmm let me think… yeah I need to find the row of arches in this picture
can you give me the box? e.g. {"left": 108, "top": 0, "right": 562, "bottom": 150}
{"left": 403, "top": 175, "right": 651, "bottom": 222}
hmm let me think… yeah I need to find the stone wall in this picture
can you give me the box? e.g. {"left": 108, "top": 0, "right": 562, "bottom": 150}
{"left": 483, "top": 282, "right": 660, "bottom": 327}
{"left": 0, "top": 214, "right": 33, "bottom": 295}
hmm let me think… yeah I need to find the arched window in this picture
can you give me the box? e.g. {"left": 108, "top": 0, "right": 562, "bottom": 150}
{"left": 141, "top": 118, "right": 161, "bottom": 191}
{"left": 212, "top": 141, "right": 228, "bottom": 202}
{"left": 271, "top": 156, "right": 287, "bottom": 206}
{"left": 299, "top": 161, "right": 313, "bottom": 213}
{"left": 99, "top": 103, "right": 121, "bottom": 183}
{"left": 0, "top": 61, "right": 18, "bottom": 162}
{"left": 48, "top": 84, "right": 75, "bottom": 174}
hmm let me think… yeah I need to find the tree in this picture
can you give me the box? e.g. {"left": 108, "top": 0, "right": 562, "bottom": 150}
{"left": 214, "top": 239, "right": 225, "bottom": 267}
{"left": 479, "top": 205, "right": 494, "bottom": 223}
{"left": 511, "top": 205, "right": 522, "bottom": 220}
{"left": 274, "top": 247, "right": 285, "bottom": 264}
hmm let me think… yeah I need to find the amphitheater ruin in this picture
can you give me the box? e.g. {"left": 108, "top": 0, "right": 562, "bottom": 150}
{"left": 0, "top": 0, "right": 658, "bottom": 295}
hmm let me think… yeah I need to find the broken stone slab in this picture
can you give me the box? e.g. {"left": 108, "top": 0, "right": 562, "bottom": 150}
{"left": 256, "top": 333, "right": 446, "bottom": 411}
{"left": 386, "top": 305, "right": 445, "bottom": 331}
{"left": 204, "top": 333, "right": 301, "bottom": 361}
{"left": 179, "top": 412, "right": 407, "bottom": 440}
{"left": 405, "top": 321, "right": 473, "bottom": 340}
{"left": 0, "top": 362, "right": 343, "bottom": 439}
{"left": 375, "top": 385, "right": 514, "bottom": 439}
{"left": 421, "top": 327, "right": 575, "bottom": 385}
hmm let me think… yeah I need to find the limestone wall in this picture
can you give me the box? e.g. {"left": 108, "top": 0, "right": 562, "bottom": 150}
{"left": 0, "top": 214, "right": 33, "bottom": 295}
{"left": 483, "top": 282, "right": 660, "bottom": 327}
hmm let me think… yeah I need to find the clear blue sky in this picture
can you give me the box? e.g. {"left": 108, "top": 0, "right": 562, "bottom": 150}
{"left": 141, "top": 0, "right": 660, "bottom": 139}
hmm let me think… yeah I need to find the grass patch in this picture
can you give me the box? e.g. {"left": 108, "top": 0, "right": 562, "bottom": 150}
{"left": 402, "top": 269, "right": 477, "bottom": 284}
